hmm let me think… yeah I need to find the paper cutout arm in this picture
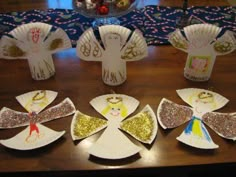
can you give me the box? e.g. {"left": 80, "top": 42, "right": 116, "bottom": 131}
{"left": 76, "top": 28, "right": 104, "bottom": 61}
{"left": 120, "top": 105, "right": 157, "bottom": 144}
{"left": 157, "top": 98, "right": 193, "bottom": 129}
{"left": 168, "top": 29, "right": 188, "bottom": 52}
{"left": 71, "top": 110, "right": 107, "bottom": 140}
{"left": 120, "top": 29, "right": 148, "bottom": 61}
{"left": 202, "top": 112, "right": 236, "bottom": 140}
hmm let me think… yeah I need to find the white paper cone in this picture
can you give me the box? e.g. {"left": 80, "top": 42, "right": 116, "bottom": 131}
{"left": 184, "top": 49, "right": 216, "bottom": 81}
{"left": 27, "top": 53, "right": 55, "bottom": 80}
{"left": 102, "top": 56, "right": 127, "bottom": 86}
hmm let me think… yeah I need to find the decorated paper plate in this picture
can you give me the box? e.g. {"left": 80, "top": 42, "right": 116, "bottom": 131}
{"left": 0, "top": 123, "right": 65, "bottom": 150}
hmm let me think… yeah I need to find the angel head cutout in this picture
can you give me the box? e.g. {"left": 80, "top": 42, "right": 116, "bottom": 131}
{"left": 0, "top": 90, "right": 76, "bottom": 150}
{"left": 168, "top": 24, "right": 236, "bottom": 81}
{"left": 71, "top": 94, "right": 158, "bottom": 159}
{"left": 157, "top": 88, "right": 236, "bottom": 149}
{"left": 76, "top": 25, "right": 148, "bottom": 86}
{"left": 0, "top": 22, "right": 72, "bottom": 80}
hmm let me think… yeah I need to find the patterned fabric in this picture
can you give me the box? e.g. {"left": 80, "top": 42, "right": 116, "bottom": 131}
{"left": 0, "top": 5, "right": 235, "bottom": 47}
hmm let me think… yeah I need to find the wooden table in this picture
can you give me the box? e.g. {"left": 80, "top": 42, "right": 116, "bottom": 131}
{"left": 0, "top": 0, "right": 235, "bottom": 177}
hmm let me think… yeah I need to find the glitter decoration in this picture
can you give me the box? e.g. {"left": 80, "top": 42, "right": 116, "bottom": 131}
{"left": 157, "top": 88, "right": 236, "bottom": 150}
{"left": 71, "top": 94, "right": 158, "bottom": 159}
{"left": 72, "top": 111, "right": 107, "bottom": 140}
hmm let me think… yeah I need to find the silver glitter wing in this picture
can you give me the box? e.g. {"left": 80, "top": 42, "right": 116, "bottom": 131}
{"left": 0, "top": 98, "right": 76, "bottom": 129}
{"left": 202, "top": 112, "right": 236, "bottom": 141}
{"left": 157, "top": 98, "right": 193, "bottom": 129}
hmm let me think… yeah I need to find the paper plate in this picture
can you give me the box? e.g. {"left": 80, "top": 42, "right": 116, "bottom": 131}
{"left": 168, "top": 28, "right": 188, "bottom": 52}
{"left": 98, "top": 25, "right": 132, "bottom": 50}
{"left": 0, "top": 123, "right": 65, "bottom": 150}
{"left": 9, "top": 22, "right": 52, "bottom": 44}
{"left": 71, "top": 110, "right": 107, "bottom": 141}
{"left": 16, "top": 90, "right": 58, "bottom": 113}
{"left": 176, "top": 88, "right": 229, "bottom": 112}
{"left": 183, "top": 24, "right": 221, "bottom": 49}
{"left": 202, "top": 112, "right": 236, "bottom": 141}
{"left": 157, "top": 98, "right": 193, "bottom": 129}
{"left": 90, "top": 94, "right": 140, "bottom": 120}
{"left": 176, "top": 117, "right": 219, "bottom": 149}
{"left": 120, "top": 105, "right": 158, "bottom": 144}
{"left": 121, "top": 29, "right": 148, "bottom": 61}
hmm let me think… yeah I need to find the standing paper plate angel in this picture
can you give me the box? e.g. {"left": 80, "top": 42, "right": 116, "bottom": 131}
{"left": 157, "top": 88, "right": 236, "bottom": 149}
{"left": 76, "top": 25, "right": 148, "bottom": 86}
{"left": 168, "top": 24, "right": 236, "bottom": 81}
{"left": 71, "top": 94, "right": 158, "bottom": 159}
{"left": 0, "top": 22, "right": 72, "bottom": 80}
{"left": 0, "top": 90, "right": 76, "bottom": 150}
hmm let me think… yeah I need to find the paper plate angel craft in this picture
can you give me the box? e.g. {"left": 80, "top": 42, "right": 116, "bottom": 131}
{"left": 0, "top": 22, "right": 72, "bottom": 80}
{"left": 76, "top": 25, "right": 148, "bottom": 86}
{"left": 168, "top": 24, "right": 236, "bottom": 82}
{"left": 71, "top": 94, "right": 158, "bottom": 159}
{"left": 0, "top": 90, "right": 76, "bottom": 150}
{"left": 157, "top": 88, "right": 236, "bottom": 149}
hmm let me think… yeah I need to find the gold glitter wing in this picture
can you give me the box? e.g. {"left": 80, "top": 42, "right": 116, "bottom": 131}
{"left": 157, "top": 98, "right": 193, "bottom": 129}
{"left": 120, "top": 105, "right": 158, "bottom": 144}
{"left": 202, "top": 112, "right": 236, "bottom": 141}
{"left": 0, "top": 35, "right": 27, "bottom": 59}
{"left": 44, "top": 28, "right": 72, "bottom": 54}
{"left": 121, "top": 29, "right": 148, "bottom": 61}
{"left": 213, "top": 30, "right": 236, "bottom": 55}
{"left": 76, "top": 28, "right": 104, "bottom": 61}
{"left": 71, "top": 110, "right": 108, "bottom": 140}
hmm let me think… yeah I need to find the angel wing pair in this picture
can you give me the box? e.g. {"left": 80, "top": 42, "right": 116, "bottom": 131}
{"left": 0, "top": 22, "right": 72, "bottom": 80}
{"left": 157, "top": 88, "right": 236, "bottom": 149}
{"left": 71, "top": 94, "right": 158, "bottom": 159}
{"left": 0, "top": 90, "right": 76, "bottom": 150}
{"left": 76, "top": 25, "right": 148, "bottom": 86}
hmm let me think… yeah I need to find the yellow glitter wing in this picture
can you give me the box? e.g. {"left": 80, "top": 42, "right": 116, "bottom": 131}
{"left": 120, "top": 105, "right": 158, "bottom": 144}
{"left": 71, "top": 110, "right": 108, "bottom": 140}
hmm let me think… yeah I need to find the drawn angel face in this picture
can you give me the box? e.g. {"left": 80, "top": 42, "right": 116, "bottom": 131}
{"left": 71, "top": 94, "right": 158, "bottom": 159}
{"left": 27, "top": 27, "right": 44, "bottom": 44}
{"left": 104, "top": 32, "right": 122, "bottom": 49}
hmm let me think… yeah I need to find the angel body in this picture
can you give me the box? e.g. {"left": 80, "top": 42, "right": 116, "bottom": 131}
{"left": 76, "top": 25, "right": 147, "bottom": 86}
{"left": 71, "top": 94, "right": 157, "bottom": 159}
{"left": 157, "top": 88, "right": 236, "bottom": 149}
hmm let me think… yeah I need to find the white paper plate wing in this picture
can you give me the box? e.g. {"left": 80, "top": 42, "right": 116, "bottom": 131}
{"left": 90, "top": 94, "right": 140, "bottom": 120}
{"left": 16, "top": 90, "right": 58, "bottom": 114}
{"left": 176, "top": 117, "right": 219, "bottom": 149}
{"left": 183, "top": 24, "right": 221, "bottom": 49}
{"left": 9, "top": 22, "right": 52, "bottom": 44}
{"left": 44, "top": 28, "right": 72, "bottom": 54}
{"left": 0, "top": 35, "right": 27, "bottom": 59}
{"left": 98, "top": 25, "right": 132, "bottom": 50}
{"left": 76, "top": 28, "right": 104, "bottom": 61}
{"left": 202, "top": 112, "right": 236, "bottom": 141}
{"left": 213, "top": 30, "right": 236, "bottom": 56}
{"left": 71, "top": 110, "right": 107, "bottom": 141}
{"left": 120, "top": 105, "right": 157, "bottom": 144}
{"left": 168, "top": 28, "right": 188, "bottom": 52}
{"left": 0, "top": 107, "right": 29, "bottom": 128}
{"left": 176, "top": 88, "right": 229, "bottom": 112}
{"left": 120, "top": 29, "right": 148, "bottom": 61}
{"left": 87, "top": 125, "right": 141, "bottom": 159}
{"left": 0, "top": 123, "right": 65, "bottom": 150}
{"left": 157, "top": 98, "right": 193, "bottom": 129}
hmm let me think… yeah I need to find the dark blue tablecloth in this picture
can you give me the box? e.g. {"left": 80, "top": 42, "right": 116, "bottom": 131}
{"left": 0, "top": 5, "right": 235, "bottom": 47}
